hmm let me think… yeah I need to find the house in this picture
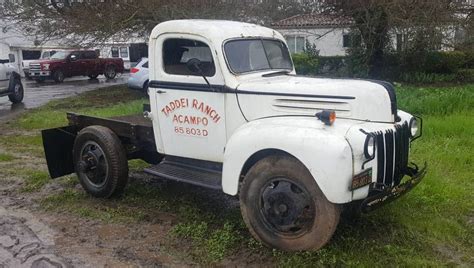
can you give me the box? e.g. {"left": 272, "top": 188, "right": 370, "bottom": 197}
{"left": 0, "top": 18, "right": 147, "bottom": 76}
{"left": 271, "top": 14, "right": 355, "bottom": 57}
{"left": 272, "top": 10, "right": 472, "bottom": 57}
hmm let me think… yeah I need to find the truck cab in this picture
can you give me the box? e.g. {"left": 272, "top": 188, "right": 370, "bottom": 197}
{"left": 42, "top": 20, "right": 426, "bottom": 252}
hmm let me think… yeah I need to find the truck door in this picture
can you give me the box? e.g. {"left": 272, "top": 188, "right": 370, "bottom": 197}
{"left": 151, "top": 35, "right": 227, "bottom": 163}
{"left": 66, "top": 51, "right": 82, "bottom": 76}
{"left": 0, "top": 62, "right": 9, "bottom": 93}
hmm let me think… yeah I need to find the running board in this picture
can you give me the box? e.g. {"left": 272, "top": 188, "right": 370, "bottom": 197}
{"left": 144, "top": 160, "right": 222, "bottom": 190}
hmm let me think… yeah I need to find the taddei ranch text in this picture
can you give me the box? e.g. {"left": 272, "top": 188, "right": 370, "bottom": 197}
{"left": 161, "top": 98, "right": 222, "bottom": 125}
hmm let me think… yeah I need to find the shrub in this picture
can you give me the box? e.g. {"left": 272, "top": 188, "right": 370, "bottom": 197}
{"left": 456, "top": 69, "right": 474, "bottom": 83}
{"left": 400, "top": 72, "right": 457, "bottom": 84}
{"left": 465, "top": 51, "right": 474, "bottom": 68}
{"left": 292, "top": 53, "right": 319, "bottom": 75}
{"left": 319, "top": 56, "right": 348, "bottom": 77}
{"left": 424, "top": 51, "right": 467, "bottom": 74}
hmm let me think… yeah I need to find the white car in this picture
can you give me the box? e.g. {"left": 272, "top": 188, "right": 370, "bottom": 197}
{"left": 127, "top": 58, "right": 149, "bottom": 92}
{"left": 43, "top": 20, "right": 426, "bottom": 252}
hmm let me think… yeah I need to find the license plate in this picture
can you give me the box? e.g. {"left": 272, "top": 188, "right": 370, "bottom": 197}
{"left": 351, "top": 168, "right": 373, "bottom": 190}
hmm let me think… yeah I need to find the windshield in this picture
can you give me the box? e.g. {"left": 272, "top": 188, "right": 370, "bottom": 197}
{"left": 50, "top": 51, "right": 69, "bottom": 60}
{"left": 224, "top": 39, "right": 293, "bottom": 74}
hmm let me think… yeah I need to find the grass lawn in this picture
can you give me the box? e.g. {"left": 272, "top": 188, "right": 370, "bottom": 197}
{"left": 1, "top": 83, "right": 473, "bottom": 266}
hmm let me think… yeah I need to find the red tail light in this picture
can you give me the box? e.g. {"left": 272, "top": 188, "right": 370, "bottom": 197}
{"left": 130, "top": 67, "right": 139, "bottom": 74}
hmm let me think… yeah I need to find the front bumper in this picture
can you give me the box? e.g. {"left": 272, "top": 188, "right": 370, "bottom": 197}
{"left": 360, "top": 162, "right": 427, "bottom": 213}
{"left": 29, "top": 71, "right": 51, "bottom": 77}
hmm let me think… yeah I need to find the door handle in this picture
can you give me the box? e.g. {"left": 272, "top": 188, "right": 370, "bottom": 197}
{"left": 156, "top": 90, "right": 167, "bottom": 94}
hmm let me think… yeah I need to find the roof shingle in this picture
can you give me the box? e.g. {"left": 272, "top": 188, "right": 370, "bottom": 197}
{"left": 272, "top": 14, "right": 354, "bottom": 28}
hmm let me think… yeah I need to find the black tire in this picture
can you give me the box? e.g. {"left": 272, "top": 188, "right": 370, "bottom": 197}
{"left": 88, "top": 74, "right": 99, "bottom": 79}
{"left": 104, "top": 65, "right": 117, "bottom": 79}
{"left": 8, "top": 79, "right": 24, "bottom": 104}
{"left": 52, "top": 70, "right": 65, "bottom": 83}
{"left": 143, "top": 80, "right": 149, "bottom": 95}
{"left": 73, "top": 126, "right": 129, "bottom": 198}
{"left": 239, "top": 155, "right": 340, "bottom": 251}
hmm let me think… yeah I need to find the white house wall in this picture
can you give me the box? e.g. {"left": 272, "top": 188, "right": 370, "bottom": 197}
{"left": 277, "top": 28, "right": 350, "bottom": 56}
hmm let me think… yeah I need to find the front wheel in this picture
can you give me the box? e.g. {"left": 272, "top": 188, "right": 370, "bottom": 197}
{"left": 8, "top": 79, "right": 24, "bottom": 104}
{"left": 52, "top": 70, "right": 65, "bottom": 83}
{"left": 239, "top": 155, "right": 340, "bottom": 251}
{"left": 73, "top": 126, "right": 129, "bottom": 198}
{"left": 104, "top": 66, "right": 117, "bottom": 79}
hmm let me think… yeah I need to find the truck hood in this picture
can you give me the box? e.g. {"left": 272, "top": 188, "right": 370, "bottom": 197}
{"left": 235, "top": 76, "right": 397, "bottom": 123}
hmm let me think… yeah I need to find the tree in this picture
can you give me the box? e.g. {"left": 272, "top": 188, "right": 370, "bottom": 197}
{"left": 0, "top": 0, "right": 322, "bottom": 46}
{"left": 321, "top": 0, "right": 458, "bottom": 78}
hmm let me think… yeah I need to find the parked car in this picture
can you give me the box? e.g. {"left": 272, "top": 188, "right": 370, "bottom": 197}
{"left": 29, "top": 50, "right": 124, "bottom": 83}
{"left": 0, "top": 57, "right": 24, "bottom": 104}
{"left": 127, "top": 58, "right": 149, "bottom": 92}
{"left": 23, "top": 50, "right": 60, "bottom": 79}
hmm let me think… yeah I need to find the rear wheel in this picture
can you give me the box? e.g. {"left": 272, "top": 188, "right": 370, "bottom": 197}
{"left": 239, "top": 155, "right": 340, "bottom": 251}
{"left": 73, "top": 126, "right": 129, "bottom": 198}
{"left": 104, "top": 66, "right": 117, "bottom": 79}
{"left": 8, "top": 79, "right": 24, "bottom": 104}
{"left": 88, "top": 74, "right": 99, "bottom": 79}
{"left": 52, "top": 70, "right": 65, "bottom": 83}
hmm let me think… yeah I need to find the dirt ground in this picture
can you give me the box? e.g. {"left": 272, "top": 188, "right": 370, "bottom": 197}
{"left": 0, "top": 130, "right": 191, "bottom": 267}
{"left": 0, "top": 128, "right": 265, "bottom": 267}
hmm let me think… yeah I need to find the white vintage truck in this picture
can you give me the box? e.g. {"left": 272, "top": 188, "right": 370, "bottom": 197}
{"left": 42, "top": 20, "right": 426, "bottom": 251}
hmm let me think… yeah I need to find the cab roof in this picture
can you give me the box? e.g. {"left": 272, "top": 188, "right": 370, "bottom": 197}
{"left": 150, "top": 20, "right": 285, "bottom": 44}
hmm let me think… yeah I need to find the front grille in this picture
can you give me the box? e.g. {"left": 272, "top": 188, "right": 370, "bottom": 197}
{"left": 374, "top": 122, "right": 410, "bottom": 188}
{"left": 29, "top": 64, "right": 41, "bottom": 72}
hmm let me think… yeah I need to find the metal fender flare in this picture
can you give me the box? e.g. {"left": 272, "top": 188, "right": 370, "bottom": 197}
{"left": 222, "top": 119, "right": 354, "bottom": 204}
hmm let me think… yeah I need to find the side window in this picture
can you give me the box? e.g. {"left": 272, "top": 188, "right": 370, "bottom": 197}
{"left": 163, "top": 38, "right": 215, "bottom": 76}
{"left": 8, "top": 54, "right": 15, "bottom": 63}
{"left": 142, "top": 61, "right": 148, "bottom": 68}
{"left": 83, "top": 51, "right": 96, "bottom": 59}
{"left": 119, "top": 47, "right": 128, "bottom": 58}
{"left": 111, "top": 47, "right": 119, "bottom": 58}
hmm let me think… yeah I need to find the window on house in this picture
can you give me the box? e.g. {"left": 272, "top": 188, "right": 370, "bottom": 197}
{"left": 111, "top": 47, "right": 119, "bottom": 58}
{"left": 285, "top": 36, "right": 306, "bottom": 53}
{"left": 119, "top": 47, "right": 128, "bottom": 58}
{"left": 163, "top": 38, "right": 215, "bottom": 76}
{"left": 343, "top": 34, "right": 362, "bottom": 48}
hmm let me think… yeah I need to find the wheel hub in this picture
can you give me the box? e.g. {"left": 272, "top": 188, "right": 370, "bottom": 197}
{"left": 261, "top": 179, "right": 315, "bottom": 234}
{"left": 78, "top": 142, "right": 108, "bottom": 187}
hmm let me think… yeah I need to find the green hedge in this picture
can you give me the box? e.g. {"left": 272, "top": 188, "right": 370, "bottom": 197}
{"left": 292, "top": 53, "right": 319, "bottom": 75}
{"left": 424, "top": 51, "right": 467, "bottom": 74}
{"left": 456, "top": 69, "right": 474, "bottom": 83}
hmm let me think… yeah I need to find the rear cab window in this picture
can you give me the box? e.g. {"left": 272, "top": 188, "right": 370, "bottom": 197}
{"left": 162, "top": 39, "right": 215, "bottom": 77}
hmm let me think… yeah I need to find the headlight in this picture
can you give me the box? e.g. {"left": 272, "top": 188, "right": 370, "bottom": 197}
{"left": 364, "top": 134, "right": 376, "bottom": 159}
{"left": 409, "top": 117, "right": 419, "bottom": 138}
{"left": 42, "top": 64, "right": 50, "bottom": 70}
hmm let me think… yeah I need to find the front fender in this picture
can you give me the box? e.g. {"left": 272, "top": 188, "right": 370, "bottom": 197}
{"left": 222, "top": 117, "right": 357, "bottom": 204}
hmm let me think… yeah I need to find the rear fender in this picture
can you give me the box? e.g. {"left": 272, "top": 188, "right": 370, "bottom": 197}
{"left": 41, "top": 126, "right": 78, "bottom": 178}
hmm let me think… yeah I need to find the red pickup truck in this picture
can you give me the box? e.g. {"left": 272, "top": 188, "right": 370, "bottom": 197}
{"left": 29, "top": 50, "right": 124, "bottom": 83}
